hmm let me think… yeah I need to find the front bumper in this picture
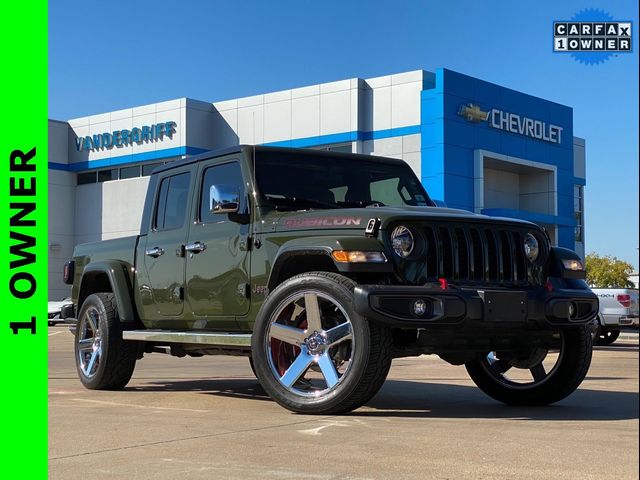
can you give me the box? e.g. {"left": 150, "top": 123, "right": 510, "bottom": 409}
{"left": 354, "top": 284, "right": 598, "bottom": 329}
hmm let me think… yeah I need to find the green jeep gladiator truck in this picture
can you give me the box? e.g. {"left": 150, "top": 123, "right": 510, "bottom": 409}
{"left": 62, "top": 145, "right": 598, "bottom": 414}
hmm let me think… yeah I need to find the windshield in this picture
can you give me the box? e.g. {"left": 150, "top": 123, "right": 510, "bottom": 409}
{"left": 255, "top": 150, "right": 434, "bottom": 210}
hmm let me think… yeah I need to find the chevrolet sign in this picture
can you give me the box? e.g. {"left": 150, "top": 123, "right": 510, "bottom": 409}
{"left": 458, "top": 104, "right": 489, "bottom": 122}
{"left": 458, "top": 104, "right": 563, "bottom": 144}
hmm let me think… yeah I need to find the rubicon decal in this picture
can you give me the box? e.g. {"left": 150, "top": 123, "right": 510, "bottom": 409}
{"left": 281, "top": 217, "right": 362, "bottom": 228}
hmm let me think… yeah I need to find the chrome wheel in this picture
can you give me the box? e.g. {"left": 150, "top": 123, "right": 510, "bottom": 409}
{"left": 77, "top": 306, "right": 103, "bottom": 379}
{"left": 466, "top": 328, "right": 592, "bottom": 405}
{"left": 480, "top": 335, "right": 565, "bottom": 389}
{"left": 266, "top": 290, "right": 354, "bottom": 397}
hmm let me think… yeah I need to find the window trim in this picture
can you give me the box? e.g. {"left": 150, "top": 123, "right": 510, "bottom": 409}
{"left": 151, "top": 170, "right": 192, "bottom": 232}
{"left": 195, "top": 159, "right": 245, "bottom": 225}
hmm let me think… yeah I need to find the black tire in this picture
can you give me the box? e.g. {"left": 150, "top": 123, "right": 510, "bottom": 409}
{"left": 248, "top": 356, "right": 258, "bottom": 377}
{"left": 595, "top": 328, "right": 620, "bottom": 346}
{"left": 251, "top": 272, "right": 392, "bottom": 414}
{"left": 74, "top": 293, "right": 138, "bottom": 390}
{"left": 465, "top": 327, "right": 593, "bottom": 406}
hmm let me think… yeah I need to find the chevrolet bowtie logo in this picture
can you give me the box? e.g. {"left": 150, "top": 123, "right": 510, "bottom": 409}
{"left": 458, "top": 103, "right": 489, "bottom": 123}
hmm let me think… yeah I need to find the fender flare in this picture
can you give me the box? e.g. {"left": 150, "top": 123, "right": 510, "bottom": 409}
{"left": 267, "top": 236, "right": 391, "bottom": 291}
{"left": 78, "top": 260, "right": 137, "bottom": 322}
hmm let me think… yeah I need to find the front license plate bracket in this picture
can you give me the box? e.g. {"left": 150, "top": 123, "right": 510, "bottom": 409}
{"left": 483, "top": 291, "right": 527, "bottom": 322}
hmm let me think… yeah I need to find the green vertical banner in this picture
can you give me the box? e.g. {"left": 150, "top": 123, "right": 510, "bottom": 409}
{"left": 0, "top": 1, "right": 48, "bottom": 478}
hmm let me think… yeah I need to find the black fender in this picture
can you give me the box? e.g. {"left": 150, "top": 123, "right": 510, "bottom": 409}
{"left": 78, "top": 260, "right": 137, "bottom": 322}
{"left": 267, "top": 236, "right": 391, "bottom": 291}
{"left": 548, "top": 247, "right": 587, "bottom": 280}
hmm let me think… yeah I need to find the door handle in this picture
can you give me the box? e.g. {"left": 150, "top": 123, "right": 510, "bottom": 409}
{"left": 185, "top": 241, "right": 207, "bottom": 254}
{"left": 145, "top": 246, "right": 165, "bottom": 258}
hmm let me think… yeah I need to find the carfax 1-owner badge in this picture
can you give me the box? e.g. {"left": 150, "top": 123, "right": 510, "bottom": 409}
{"left": 553, "top": 8, "right": 633, "bottom": 65}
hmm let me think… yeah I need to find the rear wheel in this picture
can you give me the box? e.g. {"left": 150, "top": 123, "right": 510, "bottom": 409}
{"left": 251, "top": 272, "right": 392, "bottom": 414}
{"left": 74, "top": 293, "right": 138, "bottom": 390}
{"left": 595, "top": 328, "right": 620, "bottom": 346}
{"left": 465, "top": 327, "right": 592, "bottom": 405}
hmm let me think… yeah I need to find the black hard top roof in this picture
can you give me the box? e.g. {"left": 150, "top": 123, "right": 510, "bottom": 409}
{"left": 152, "top": 145, "right": 407, "bottom": 174}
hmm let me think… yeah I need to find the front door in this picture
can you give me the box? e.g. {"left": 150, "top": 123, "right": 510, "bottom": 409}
{"left": 142, "top": 168, "right": 192, "bottom": 317}
{"left": 185, "top": 159, "right": 251, "bottom": 321}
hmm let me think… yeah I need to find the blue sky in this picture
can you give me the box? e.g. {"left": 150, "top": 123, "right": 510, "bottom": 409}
{"left": 49, "top": 0, "right": 639, "bottom": 268}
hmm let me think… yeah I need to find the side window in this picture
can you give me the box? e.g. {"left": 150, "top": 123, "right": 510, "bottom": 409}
{"left": 154, "top": 172, "right": 190, "bottom": 230}
{"left": 199, "top": 162, "right": 244, "bottom": 223}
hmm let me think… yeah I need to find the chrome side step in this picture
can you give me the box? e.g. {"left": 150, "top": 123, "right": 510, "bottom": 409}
{"left": 122, "top": 330, "right": 251, "bottom": 347}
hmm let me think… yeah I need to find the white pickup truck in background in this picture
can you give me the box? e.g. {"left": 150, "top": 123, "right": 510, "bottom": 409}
{"left": 590, "top": 289, "right": 639, "bottom": 345}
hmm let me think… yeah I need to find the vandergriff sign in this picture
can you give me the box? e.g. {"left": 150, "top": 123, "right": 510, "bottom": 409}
{"left": 75, "top": 121, "right": 177, "bottom": 152}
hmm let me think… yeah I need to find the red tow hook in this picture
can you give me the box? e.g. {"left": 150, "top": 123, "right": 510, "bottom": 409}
{"left": 545, "top": 278, "right": 554, "bottom": 292}
{"left": 438, "top": 278, "right": 449, "bottom": 290}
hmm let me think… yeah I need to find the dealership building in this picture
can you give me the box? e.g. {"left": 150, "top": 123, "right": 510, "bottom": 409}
{"left": 48, "top": 68, "right": 586, "bottom": 300}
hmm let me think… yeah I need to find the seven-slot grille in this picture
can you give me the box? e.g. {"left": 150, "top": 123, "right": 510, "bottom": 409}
{"left": 417, "top": 223, "right": 539, "bottom": 286}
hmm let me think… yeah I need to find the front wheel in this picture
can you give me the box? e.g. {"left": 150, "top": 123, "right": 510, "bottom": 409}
{"left": 251, "top": 272, "right": 392, "bottom": 414}
{"left": 465, "top": 327, "right": 593, "bottom": 405}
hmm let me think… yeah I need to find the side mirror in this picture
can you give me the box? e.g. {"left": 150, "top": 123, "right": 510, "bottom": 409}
{"left": 210, "top": 184, "right": 240, "bottom": 214}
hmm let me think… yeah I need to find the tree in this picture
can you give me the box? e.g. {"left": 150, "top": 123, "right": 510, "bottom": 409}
{"left": 585, "top": 253, "right": 634, "bottom": 288}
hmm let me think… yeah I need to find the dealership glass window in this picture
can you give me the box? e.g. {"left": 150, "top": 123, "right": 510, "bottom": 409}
{"left": 119, "top": 165, "right": 141, "bottom": 179}
{"left": 97, "top": 169, "right": 118, "bottom": 183}
{"left": 199, "top": 162, "right": 244, "bottom": 223}
{"left": 574, "top": 185, "right": 584, "bottom": 242}
{"left": 77, "top": 172, "right": 97, "bottom": 185}
{"left": 154, "top": 172, "right": 190, "bottom": 230}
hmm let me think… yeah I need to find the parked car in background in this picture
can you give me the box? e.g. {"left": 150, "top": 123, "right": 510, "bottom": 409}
{"left": 591, "top": 288, "right": 639, "bottom": 345}
{"left": 48, "top": 297, "right": 72, "bottom": 326}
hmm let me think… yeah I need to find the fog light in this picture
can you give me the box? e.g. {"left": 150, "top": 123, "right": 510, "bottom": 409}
{"left": 569, "top": 302, "right": 577, "bottom": 318}
{"left": 413, "top": 299, "right": 427, "bottom": 316}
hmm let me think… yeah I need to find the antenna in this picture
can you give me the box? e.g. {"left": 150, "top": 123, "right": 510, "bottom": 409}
{"left": 252, "top": 112, "right": 257, "bottom": 199}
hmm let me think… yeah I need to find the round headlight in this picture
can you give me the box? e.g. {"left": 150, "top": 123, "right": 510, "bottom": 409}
{"left": 523, "top": 233, "right": 539, "bottom": 262}
{"left": 391, "top": 225, "right": 414, "bottom": 258}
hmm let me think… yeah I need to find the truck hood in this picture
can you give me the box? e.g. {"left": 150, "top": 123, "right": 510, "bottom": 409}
{"left": 266, "top": 206, "right": 539, "bottom": 233}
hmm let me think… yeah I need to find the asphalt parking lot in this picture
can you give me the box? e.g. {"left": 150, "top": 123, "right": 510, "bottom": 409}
{"left": 49, "top": 326, "right": 639, "bottom": 480}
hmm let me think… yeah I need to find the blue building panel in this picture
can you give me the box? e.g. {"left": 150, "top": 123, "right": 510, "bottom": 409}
{"left": 443, "top": 174, "right": 475, "bottom": 211}
{"left": 441, "top": 119, "right": 476, "bottom": 149}
{"left": 421, "top": 145, "right": 445, "bottom": 178}
{"left": 420, "top": 93, "right": 443, "bottom": 123}
{"left": 422, "top": 174, "right": 445, "bottom": 204}
{"left": 421, "top": 121, "right": 444, "bottom": 148}
{"left": 499, "top": 132, "right": 528, "bottom": 159}
{"left": 420, "top": 68, "right": 579, "bottom": 251}
{"left": 472, "top": 124, "right": 500, "bottom": 152}
{"left": 524, "top": 138, "right": 551, "bottom": 164}
{"left": 557, "top": 226, "right": 575, "bottom": 249}
{"left": 442, "top": 144, "right": 474, "bottom": 178}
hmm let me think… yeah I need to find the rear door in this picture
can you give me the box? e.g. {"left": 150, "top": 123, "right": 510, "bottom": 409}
{"left": 142, "top": 167, "right": 193, "bottom": 317}
{"left": 185, "top": 158, "right": 251, "bottom": 324}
